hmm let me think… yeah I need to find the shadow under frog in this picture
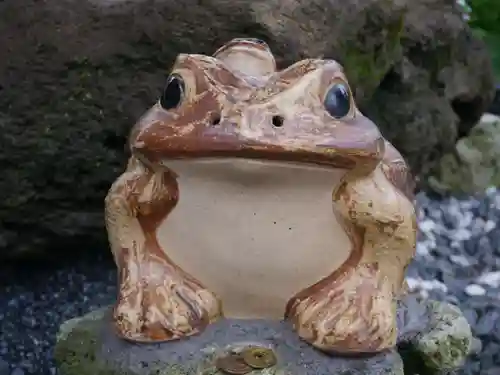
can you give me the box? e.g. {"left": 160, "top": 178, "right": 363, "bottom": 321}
{"left": 104, "top": 38, "right": 417, "bottom": 355}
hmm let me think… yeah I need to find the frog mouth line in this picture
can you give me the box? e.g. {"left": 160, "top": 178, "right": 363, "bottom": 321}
{"left": 135, "top": 137, "right": 384, "bottom": 171}
{"left": 160, "top": 157, "right": 346, "bottom": 177}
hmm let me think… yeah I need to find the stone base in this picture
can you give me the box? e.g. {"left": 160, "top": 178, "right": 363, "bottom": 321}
{"left": 54, "top": 295, "right": 472, "bottom": 375}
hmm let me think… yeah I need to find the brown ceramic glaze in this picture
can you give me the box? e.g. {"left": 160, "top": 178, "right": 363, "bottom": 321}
{"left": 104, "top": 38, "right": 417, "bottom": 354}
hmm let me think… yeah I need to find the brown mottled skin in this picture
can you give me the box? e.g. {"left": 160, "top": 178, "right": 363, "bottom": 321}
{"left": 105, "top": 38, "right": 417, "bottom": 354}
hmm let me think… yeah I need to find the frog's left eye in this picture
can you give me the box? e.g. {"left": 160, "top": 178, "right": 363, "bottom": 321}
{"left": 160, "top": 74, "right": 185, "bottom": 110}
{"left": 323, "top": 82, "right": 351, "bottom": 119}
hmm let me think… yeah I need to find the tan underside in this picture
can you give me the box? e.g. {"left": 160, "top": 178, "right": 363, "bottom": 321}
{"left": 157, "top": 159, "right": 351, "bottom": 319}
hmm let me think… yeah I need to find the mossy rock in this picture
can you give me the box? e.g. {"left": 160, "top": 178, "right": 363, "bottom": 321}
{"left": 397, "top": 298, "right": 472, "bottom": 375}
{"left": 416, "top": 302, "right": 472, "bottom": 371}
{"left": 54, "top": 296, "right": 471, "bottom": 375}
{"left": 427, "top": 114, "right": 500, "bottom": 194}
{"left": 0, "top": 0, "right": 494, "bottom": 259}
{"left": 54, "top": 309, "right": 403, "bottom": 375}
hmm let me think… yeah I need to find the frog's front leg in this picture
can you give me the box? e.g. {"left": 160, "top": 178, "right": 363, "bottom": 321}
{"left": 105, "top": 156, "right": 222, "bottom": 342}
{"left": 286, "top": 144, "right": 416, "bottom": 354}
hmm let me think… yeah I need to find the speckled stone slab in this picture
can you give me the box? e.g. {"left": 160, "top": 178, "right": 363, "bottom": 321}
{"left": 54, "top": 295, "right": 473, "bottom": 375}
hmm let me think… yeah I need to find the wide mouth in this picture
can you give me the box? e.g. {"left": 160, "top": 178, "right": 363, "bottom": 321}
{"left": 160, "top": 158, "right": 345, "bottom": 181}
{"left": 135, "top": 135, "right": 384, "bottom": 172}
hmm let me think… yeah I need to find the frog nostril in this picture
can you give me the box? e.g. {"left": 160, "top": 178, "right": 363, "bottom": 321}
{"left": 210, "top": 113, "right": 221, "bottom": 126}
{"left": 271, "top": 115, "right": 284, "bottom": 128}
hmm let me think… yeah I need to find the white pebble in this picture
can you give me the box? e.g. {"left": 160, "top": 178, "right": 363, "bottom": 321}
{"left": 430, "top": 280, "right": 448, "bottom": 293}
{"left": 419, "top": 290, "right": 429, "bottom": 299}
{"left": 459, "top": 211, "right": 474, "bottom": 228}
{"left": 465, "top": 284, "right": 486, "bottom": 296}
{"left": 477, "top": 271, "right": 500, "bottom": 288}
{"left": 471, "top": 218, "right": 485, "bottom": 233}
{"left": 453, "top": 228, "right": 472, "bottom": 241}
{"left": 481, "top": 113, "right": 500, "bottom": 124}
{"left": 449, "top": 255, "right": 470, "bottom": 267}
{"left": 484, "top": 220, "right": 496, "bottom": 232}
{"left": 419, "top": 220, "right": 436, "bottom": 233}
{"left": 405, "top": 277, "right": 419, "bottom": 291}
{"left": 405, "top": 277, "right": 448, "bottom": 293}
{"left": 416, "top": 242, "right": 430, "bottom": 256}
{"left": 485, "top": 186, "right": 498, "bottom": 194}
{"left": 419, "top": 280, "right": 435, "bottom": 290}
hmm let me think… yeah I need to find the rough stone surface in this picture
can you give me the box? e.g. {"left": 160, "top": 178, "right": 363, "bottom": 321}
{"left": 427, "top": 114, "right": 500, "bottom": 195}
{"left": 414, "top": 301, "right": 472, "bottom": 371}
{"left": 0, "top": 0, "right": 494, "bottom": 258}
{"left": 487, "top": 85, "right": 500, "bottom": 115}
{"left": 54, "top": 295, "right": 472, "bottom": 375}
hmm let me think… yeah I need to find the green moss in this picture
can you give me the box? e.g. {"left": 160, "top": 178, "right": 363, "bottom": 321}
{"left": 399, "top": 301, "right": 472, "bottom": 375}
{"left": 427, "top": 115, "right": 500, "bottom": 194}
{"left": 54, "top": 310, "right": 290, "bottom": 375}
{"left": 54, "top": 309, "right": 195, "bottom": 375}
{"left": 467, "top": 0, "right": 500, "bottom": 79}
{"left": 54, "top": 309, "right": 125, "bottom": 375}
{"left": 341, "top": 5, "right": 405, "bottom": 101}
{"left": 60, "top": 303, "right": 470, "bottom": 375}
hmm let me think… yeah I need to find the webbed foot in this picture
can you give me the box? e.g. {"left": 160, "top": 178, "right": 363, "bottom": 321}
{"left": 106, "top": 157, "right": 222, "bottom": 342}
{"left": 113, "top": 244, "right": 222, "bottom": 342}
{"left": 287, "top": 263, "right": 397, "bottom": 354}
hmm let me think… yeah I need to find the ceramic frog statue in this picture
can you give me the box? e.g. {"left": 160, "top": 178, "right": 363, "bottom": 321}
{"left": 105, "top": 38, "right": 417, "bottom": 354}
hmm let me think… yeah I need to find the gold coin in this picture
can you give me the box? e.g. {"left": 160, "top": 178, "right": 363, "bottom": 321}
{"left": 215, "top": 353, "right": 253, "bottom": 375}
{"left": 241, "top": 347, "right": 277, "bottom": 369}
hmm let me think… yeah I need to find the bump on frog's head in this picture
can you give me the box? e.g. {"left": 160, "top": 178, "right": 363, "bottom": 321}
{"left": 131, "top": 38, "right": 384, "bottom": 170}
{"left": 212, "top": 38, "right": 276, "bottom": 77}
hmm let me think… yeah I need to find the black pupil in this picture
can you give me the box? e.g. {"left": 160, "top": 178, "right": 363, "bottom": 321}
{"left": 324, "top": 83, "right": 351, "bottom": 119}
{"left": 160, "top": 75, "right": 184, "bottom": 110}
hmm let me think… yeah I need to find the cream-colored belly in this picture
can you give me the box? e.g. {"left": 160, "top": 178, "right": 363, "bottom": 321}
{"left": 157, "top": 159, "right": 351, "bottom": 319}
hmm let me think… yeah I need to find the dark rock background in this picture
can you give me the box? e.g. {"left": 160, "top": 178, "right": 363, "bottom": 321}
{"left": 0, "top": 0, "right": 495, "bottom": 258}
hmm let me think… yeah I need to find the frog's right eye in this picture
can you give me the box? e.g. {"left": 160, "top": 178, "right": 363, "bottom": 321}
{"left": 323, "top": 82, "right": 351, "bottom": 119}
{"left": 160, "top": 74, "right": 185, "bottom": 110}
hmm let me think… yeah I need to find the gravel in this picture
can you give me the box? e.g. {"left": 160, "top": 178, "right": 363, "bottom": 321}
{"left": 0, "top": 252, "right": 117, "bottom": 375}
{"left": 408, "top": 187, "right": 500, "bottom": 375}
{"left": 1, "top": 188, "right": 500, "bottom": 375}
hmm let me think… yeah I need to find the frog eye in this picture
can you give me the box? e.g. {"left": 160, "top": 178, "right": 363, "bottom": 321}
{"left": 323, "top": 82, "right": 351, "bottom": 119}
{"left": 160, "top": 74, "right": 185, "bottom": 110}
